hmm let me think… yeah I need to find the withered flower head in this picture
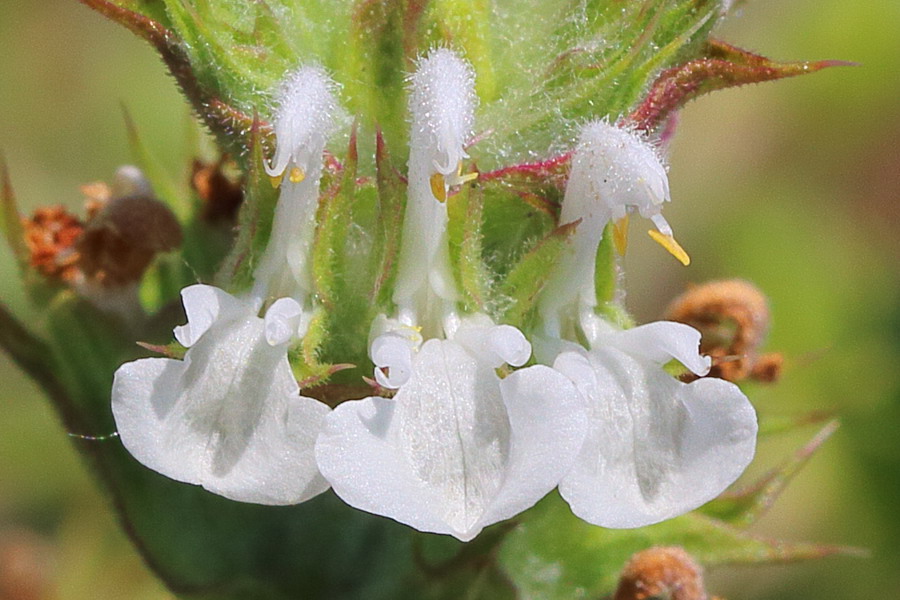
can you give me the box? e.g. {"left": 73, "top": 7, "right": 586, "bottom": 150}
{"left": 78, "top": 193, "right": 182, "bottom": 286}
{"left": 664, "top": 279, "right": 782, "bottom": 383}
{"left": 614, "top": 546, "right": 708, "bottom": 600}
{"left": 23, "top": 166, "right": 182, "bottom": 295}
{"left": 22, "top": 206, "right": 84, "bottom": 281}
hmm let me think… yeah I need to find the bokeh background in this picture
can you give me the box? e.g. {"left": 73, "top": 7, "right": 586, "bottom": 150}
{"left": 0, "top": 1, "right": 897, "bottom": 598}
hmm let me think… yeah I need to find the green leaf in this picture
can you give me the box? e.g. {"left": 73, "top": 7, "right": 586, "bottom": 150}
{"left": 700, "top": 420, "right": 840, "bottom": 527}
{"left": 313, "top": 125, "right": 359, "bottom": 311}
{"left": 345, "top": 0, "right": 412, "bottom": 153}
{"left": 370, "top": 129, "right": 406, "bottom": 310}
{"left": 448, "top": 183, "right": 490, "bottom": 313}
{"left": 121, "top": 105, "right": 191, "bottom": 220}
{"left": 216, "top": 118, "right": 278, "bottom": 293}
{"left": 475, "top": 0, "right": 722, "bottom": 165}
{"left": 498, "top": 221, "right": 576, "bottom": 328}
{"left": 312, "top": 126, "right": 379, "bottom": 370}
{"left": 425, "top": 0, "right": 497, "bottom": 101}
{"left": 500, "top": 492, "right": 854, "bottom": 599}
{"left": 0, "top": 156, "right": 28, "bottom": 270}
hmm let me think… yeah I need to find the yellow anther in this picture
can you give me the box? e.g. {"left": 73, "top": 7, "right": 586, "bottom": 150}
{"left": 430, "top": 173, "right": 447, "bottom": 202}
{"left": 613, "top": 215, "right": 630, "bottom": 256}
{"left": 457, "top": 171, "right": 479, "bottom": 184}
{"left": 289, "top": 166, "right": 306, "bottom": 183}
{"left": 269, "top": 173, "right": 284, "bottom": 189}
{"left": 648, "top": 230, "right": 691, "bottom": 266}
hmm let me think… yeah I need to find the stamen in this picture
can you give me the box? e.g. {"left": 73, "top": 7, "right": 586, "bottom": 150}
{"left": 613, "top": 215, "right": 630, "bottom": 255}
{"left": 289, "top": 166, "right": 306, "bottom": 183}
{"left": 430, "top": 172, "right": 447, "bottom": 202}
{"left": 269, "top": 173, "right": 284, "bottom": 188}
{"left": 455, "top": 171, "right": 479, "bottom": 185}
{"left": 648, "top": 230, "right": 691, "bottom": 266}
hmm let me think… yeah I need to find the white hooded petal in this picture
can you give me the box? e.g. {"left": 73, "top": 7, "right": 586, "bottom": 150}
{"left": 554, "top": 346, "right": 757, "bottom": 528}
{"left": 393, "top": 48, "right": 476, "bottom": 324}
{"left": 539, "top": 120, "right": 673, "bottom": 333}
{"left": 264, "top": 297, "right": 304, "bottom": 346}
{"left": 452, "top": 314, "right": 532, "bottom": 368}
{"left": 252, "top": 66, "right": 338, "bottom": 303}
{"left": 173, "top": 284, "right": 246, "bottom": 347}
{"left": 563, "top": 120, "right": 669, "bottom": 226}
{"left": 316, "top": 338, "right": 583, "bottom": 541}
{"left": 370, "top": 332, "right": 419, "bottom": 389}
{"left": 265, "top": 65, "right": 339, "bottom": 178}
{"left": 112, "top": 303, "right": 330, "bottom": 505}
{"left": 604, "top": 320, "right": 711, "bottom": 376}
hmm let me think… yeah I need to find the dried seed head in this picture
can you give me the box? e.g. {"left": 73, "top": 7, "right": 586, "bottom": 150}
{"left": 663, "top": 279, "right": 781, "bottom": 383}
{"left": 23, "top": 167, "right": 182, "bottom": 290}
{"left": 78, "top": 194, "right": 182, "bottom": 285}
{"left": 614, "top": 546, "right": 708, "bottom": 600}
{"left": 22, "top": 206, "right": 84, "bottom": 282}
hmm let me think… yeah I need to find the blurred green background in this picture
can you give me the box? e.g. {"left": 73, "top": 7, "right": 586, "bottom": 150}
{"left": 0, "top": 1, "right": 897, "bottom": 598}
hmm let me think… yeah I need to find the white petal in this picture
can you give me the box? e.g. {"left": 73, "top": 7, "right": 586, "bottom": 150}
{"left": 408, "top": 48, "right": 476, "bottom": 175}
{"left": 264, "top": 297, "right": 304, "bottom": 346}
{"left": 173, "top": 284, "right": 245, "bottom": 347}
{"left": 202, "top": 366, "right": 331, "bottom": 505}
{"left": 266, "top": 65, "right": 339, "bottom": 177}
{"left": 608, "top": 320, "right": 711, "bottom": 376}
{"left": 566, "top": 120, "right": 669, "bottom": 224}
{"left": 113, "top": 312, "right": 330, "bottom": 505}
{"left": 480, "top": 365, "right": 587, "bottom": 525}
{"left": 370, "top": 332, "right": 417, "bottom": 389}
{"left": 393, "top": 49, "right": 476, "bottom": 315}
{"left": 453, "top": 315, "right": 532, "bottom": 368}
{"left": 539, "top": 120, "right": 671, "bottom": 324}
{"left": 555, "top": 347, "right": 757, "bottom": 528}
{"left": 112, "top": 357, "right": 203, "bottom": 483}
{"left": 252, "top": 67, "right": 338, "bottom": 302}
{"left": 317, "top": 339, "right": 510, "bottom": 541}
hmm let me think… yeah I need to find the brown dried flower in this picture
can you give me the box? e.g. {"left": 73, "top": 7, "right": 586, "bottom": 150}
{"left": 22, "top": 167, "right": 182, "bottom": 291}
{"left": 614, "top": 546, "right": 708, "bottom": 600}
{"left": 663, "top": 279, "right": 782, "bottom": 383}
{"left": 22, "top": 206, "right": 84, "bottom": 282}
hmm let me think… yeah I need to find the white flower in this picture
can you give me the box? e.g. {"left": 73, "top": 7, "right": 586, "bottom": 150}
{"left": 314, "top": 51, "right": 587, "bottom": 541}
{"left": 540, "top": 120, "right": 687, "bottom": 338}
{"left": 252, "top": 65, "right": 339, "bottom": 303}
{"left": 393, "top": 48, "right": 477, "bottom": 331}
{"left": 112, "top": 285, "right": 331, "bottom": 505}
{"left": 315, "top": 317, "right": 587, "bottom": 541}
{"left": 552, "top": 320, "right": 758, "bottom": 528}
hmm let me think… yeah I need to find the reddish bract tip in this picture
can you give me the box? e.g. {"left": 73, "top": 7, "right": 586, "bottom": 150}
{"left": 626, "top": 39, "right": 851, "bottom": 133}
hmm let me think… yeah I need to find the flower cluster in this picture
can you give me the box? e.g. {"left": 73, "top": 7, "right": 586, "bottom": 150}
{"left": 111, "top": 49, "right": 758, "bottom": 541}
